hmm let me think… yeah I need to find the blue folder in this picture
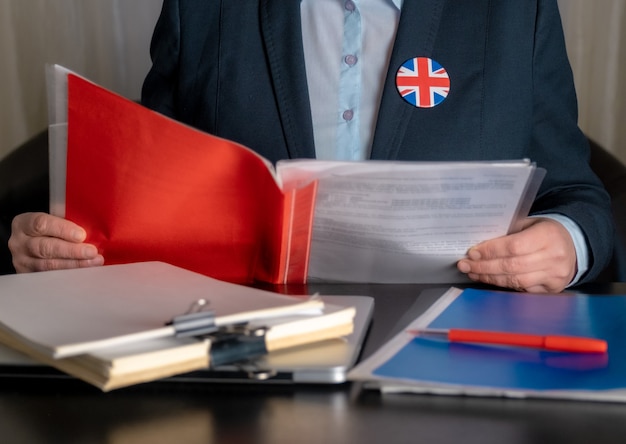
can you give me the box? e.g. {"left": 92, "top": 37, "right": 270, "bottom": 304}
{"left": 355, "top": 288, "right": 626, "bottom": 400}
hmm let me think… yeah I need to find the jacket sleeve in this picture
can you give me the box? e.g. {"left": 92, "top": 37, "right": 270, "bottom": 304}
{"left": 528, "top": 0, "right": 614, "bottom": 282}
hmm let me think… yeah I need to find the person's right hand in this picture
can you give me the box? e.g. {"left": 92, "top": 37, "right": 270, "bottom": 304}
{"left": 9, "top": 212, "right": 104, "bottom": 273}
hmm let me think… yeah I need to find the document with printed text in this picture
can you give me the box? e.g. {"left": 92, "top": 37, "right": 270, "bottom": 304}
{"left": 47, "top": 65, "right": 544, "bottom": 284}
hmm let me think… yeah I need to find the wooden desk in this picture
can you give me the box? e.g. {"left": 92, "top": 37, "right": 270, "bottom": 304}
{"left": 2, "top": 282, "right": 626, "bottom": 444}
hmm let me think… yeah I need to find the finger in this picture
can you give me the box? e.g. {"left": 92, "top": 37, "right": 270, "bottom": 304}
{"left": 15, "top": 256, "right": 105, "bottom": 273}
{"left": 466, "top": 270, "right": 565, "bottom": 294}
{"left": 13, "top": 212, "right": 87, "bottom": 243}
{"left": 468, "top": 218, "right": 567, "bottom": 263}
{"left": 23, "top": 236, "right": 100, "bottom": 261}
{"left": 466, "top": 231, "right": 537, "bottom": 263}
{"left": 459, "top": 250, "right": 573, "bottom": 292}
{"left": 458, "top": 251, "right": 545, "bottom": 276}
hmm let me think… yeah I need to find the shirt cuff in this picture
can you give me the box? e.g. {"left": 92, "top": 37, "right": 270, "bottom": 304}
{"left": 529, "top": 214, "right": 589, "bottom": 287}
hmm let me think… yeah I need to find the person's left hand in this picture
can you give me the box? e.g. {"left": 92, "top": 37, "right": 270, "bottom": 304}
{"left": 456, "top": 217, "right": 577, "bottom": 293}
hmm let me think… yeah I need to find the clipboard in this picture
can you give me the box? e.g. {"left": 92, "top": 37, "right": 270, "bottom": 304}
{"left": 0, "top": 295, "right": 373, "bottom": 386}
{"left": 0, "top": 262, "right": 362, "bottom": 390}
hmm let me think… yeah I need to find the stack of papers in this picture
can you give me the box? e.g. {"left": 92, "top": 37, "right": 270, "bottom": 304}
{"left": 0, "top": 262, "right": 355, "bottom": 391}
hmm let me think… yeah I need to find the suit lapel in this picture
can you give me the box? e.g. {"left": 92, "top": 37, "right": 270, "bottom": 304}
{"left": 260, "top": 0, "right": 316, "bottom": 159}
{"left": 370, "top": 0, "right": 447, "bottom": 160}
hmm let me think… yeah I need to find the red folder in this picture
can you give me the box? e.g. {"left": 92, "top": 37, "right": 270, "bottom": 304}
{"left": 65, "top": 74, "right": 316, "bottom": 283}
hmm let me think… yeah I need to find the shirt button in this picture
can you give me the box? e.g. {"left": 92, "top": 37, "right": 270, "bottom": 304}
{"left": 345, "top": 0, "right": 356, "bottom": 12}
{"left": 344, "top": 54, "right": 358, "bottom": 66}
{"left": 343, "top": 109, "right": 354, "bottom": 121}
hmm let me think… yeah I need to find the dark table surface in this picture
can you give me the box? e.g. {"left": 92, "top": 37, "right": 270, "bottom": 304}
{"left": 2, "top": 282, "right": 626, "bottom": 444}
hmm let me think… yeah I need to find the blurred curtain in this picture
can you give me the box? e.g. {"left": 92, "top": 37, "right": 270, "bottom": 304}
{"left": 558, "top": 0, "right": 626, "bottom": 162}
{"left": 0, "top": 0, "right": 162, "bottom": 159}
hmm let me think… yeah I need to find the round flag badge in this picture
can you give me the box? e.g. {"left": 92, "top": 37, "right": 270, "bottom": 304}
{"left": 395, "top": 57, "right": 450, "bottom": 108}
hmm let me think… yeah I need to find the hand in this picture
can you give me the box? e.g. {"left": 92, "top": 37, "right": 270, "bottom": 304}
{"left": 456, "top": 217, "right": 577, "bottom": 293}
{"left": 9, "top": 212, "right": 104, "bottom": 273}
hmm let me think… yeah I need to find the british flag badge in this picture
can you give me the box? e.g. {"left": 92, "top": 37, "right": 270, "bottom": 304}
{"left": 395, "top": 57, "right": 450, "bottom": 108}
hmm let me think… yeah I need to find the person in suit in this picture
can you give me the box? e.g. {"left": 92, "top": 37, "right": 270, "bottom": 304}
{"left": 8, "top": 0, "right": 613, "bottom": 293}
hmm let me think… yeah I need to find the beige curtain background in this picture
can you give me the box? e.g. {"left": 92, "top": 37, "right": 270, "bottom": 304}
{"left": 0, "top": 0, "right": 162, "bottom": 160}
{"left": 0, "top": 0, "right": 624, "bottom": 162}
{"left": 558, "top": 0, "right": 626, "bottom": 162}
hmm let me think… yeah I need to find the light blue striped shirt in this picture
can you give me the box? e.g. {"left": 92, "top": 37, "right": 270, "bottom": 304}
{"left": 300, "top": 0, "right": 588, "bottom": 284}
{"left": 301, "top": 0, "right": 402, "bottom": 160}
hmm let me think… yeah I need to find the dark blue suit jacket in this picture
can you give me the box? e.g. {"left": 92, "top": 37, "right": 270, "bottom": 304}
{"left": 142, "top": 0, "right": 613, "bottom": 282}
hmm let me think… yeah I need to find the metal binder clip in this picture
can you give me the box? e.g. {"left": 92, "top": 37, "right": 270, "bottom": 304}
{"left": 242, "top": 366, "right": 277, "bottom": 381}
{"left": 222, "top": 360, "right": 277, "bottom": 381}
{"left": 208, "top": 325, "right": 270, "bottom": 368}
{"left": 186, "top": 298, "right": 209, "bottom": 314}
{"left": 168, "top": 298, "right": 218, "bottom": 337}
{"left": 218, "top": 324, "right": 268, "bottom": 338}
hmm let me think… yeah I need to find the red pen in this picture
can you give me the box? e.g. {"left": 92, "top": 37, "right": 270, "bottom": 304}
{"left": 409, "top": 328, "right": 608, "bottom": 354}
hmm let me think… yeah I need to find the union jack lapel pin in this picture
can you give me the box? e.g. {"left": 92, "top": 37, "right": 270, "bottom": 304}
{"left": 395, "top": 57, "right": 450, "bottom": 108}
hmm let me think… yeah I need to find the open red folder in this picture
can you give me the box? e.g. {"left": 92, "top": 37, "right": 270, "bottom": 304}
{"left": 56, "top": 68, "right": 542, "bottom": 285}
{"left": 65, "top": 74, "right": 316, "bottom": 284}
